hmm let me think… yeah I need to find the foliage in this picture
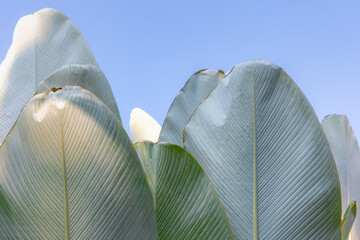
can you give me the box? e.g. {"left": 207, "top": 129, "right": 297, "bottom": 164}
{"left": 0, "top": 8, "right": 359, "bottom": 240}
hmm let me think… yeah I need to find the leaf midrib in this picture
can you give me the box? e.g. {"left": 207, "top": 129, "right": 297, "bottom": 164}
{"left": 59, "top": 109, "right": 69, "bottom": 240}
{"left": 252, "top": 73, "right": 258, "bottom": 240}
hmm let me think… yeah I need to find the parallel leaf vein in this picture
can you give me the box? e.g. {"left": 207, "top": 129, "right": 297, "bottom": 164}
{"left": 253, "top": 72, "right": 258, "bottom": 240}
{"left": 59, "top": 110, "right": 70, "bottom": 240}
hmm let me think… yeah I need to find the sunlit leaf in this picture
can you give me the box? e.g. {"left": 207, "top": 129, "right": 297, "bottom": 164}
{"left": 0, "top": 87, "right": 157, "bottom": 239}
{"left": 130, "top": 108, "right": 161, "bottom": 143}
{"left": 38, "top": 64, "right": 121, "bottom": 121}
{"left": 0, "top": 8, "right": 98, "bottom": 144}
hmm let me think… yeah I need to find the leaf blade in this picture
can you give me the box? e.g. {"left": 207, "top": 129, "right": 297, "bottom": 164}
{"left": 0, "top": 86, "right": 157, "bottom": 239}
{"left": 0, "top": 8, "right": 97, "bottom": 144}
{"left": 38, "top": 64, "right": 121, "bottom": 122}
{"left": 159, "top": 69, "right": 224, "bottom": 146}
{"left": 322, "top": 114, "right": 360, "bottom": 240}
{"left": 184, "top": 60, "right": 341, "bottom": 239}
{"left": 135, "top": 141, "right": 233, "bottom": 240}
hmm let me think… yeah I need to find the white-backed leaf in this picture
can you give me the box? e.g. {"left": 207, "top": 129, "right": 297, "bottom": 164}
{"left": 0, "top": 8, "right": 97, "bottom": 144}
{"left": 159, "top": 69, "right": 224, "bottom": 146}
{"left": 342, "top": 201, "right": 357, "bottom": 240}
{"left": 130, "top": 108, "right": 161, "bottom": 143}
{"left": 184, "top": 60, "right": 341, "bottom": 239}
{"left": 134, "top": 142, "right": 233, "bottom": 240}
{"left": 0, "top": 86, "right": 157, "bottom": 239}
{"left": 38, "top": 64, "right": 121, "bottom": 121}
{"left": 322, "top": 114, "right": 360, "bottom": 240}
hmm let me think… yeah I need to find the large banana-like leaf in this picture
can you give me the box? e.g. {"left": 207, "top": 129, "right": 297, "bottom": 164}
{"left": 38, "top": 64, "right": 121, "bottom": 121}
{"left": 134, "top": 142, "right": 233, "bottom": 240}
{"left": 0, "top": 8, "right": 97, "bottom": 144}
{"left": 322, "top": 114, "right": 360, "bottom": 240}
{"left": 0, "top": 87, "right": 158, "bottom": 239}
{"left": 184, "top": 60, "right": 341, "bottom": 239}
{"left": 130, "top": 108, "right": 161, "bottom": 143}
{"left": 159, "top": 69, "right": 224, "bottom": 146}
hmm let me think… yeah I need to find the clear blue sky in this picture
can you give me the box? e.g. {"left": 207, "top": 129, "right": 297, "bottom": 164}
{"left": 1, "top": 1, "right": 359, "bottom": 139}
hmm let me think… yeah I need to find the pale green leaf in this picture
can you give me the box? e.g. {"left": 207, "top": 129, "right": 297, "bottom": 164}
{"left": 0, "top": 8, "right": 97, "bottom": 144}
{"left": 130, "top": 108, "right": 161, "bottom": 143}
{"left": 322, "top": 114, "right": 360, "bottom": 240}
{"left": 184, "top": 60, "right": 341, "bottom": 239}
{"left": 342, "top": 201, "right": 357, "bottom": 240}
{"left": 0, "top": 86, "right": 157, "bottom": 239}
{"left": 38, "top": 64, "right": 121, "bottom": 121}
{"left": 159, "top": 69, "right": 224, "bottom": 146}
{"left": 134, "top": 142, "right": 233, "bottom": 240}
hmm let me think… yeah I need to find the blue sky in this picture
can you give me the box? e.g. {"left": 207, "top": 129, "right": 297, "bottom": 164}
{"left": 1, "top": 1, "right": 359, "bottom": 139}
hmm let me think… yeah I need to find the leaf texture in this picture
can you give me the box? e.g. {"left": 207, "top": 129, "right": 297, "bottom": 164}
{"left": 38, "top": 64, "right": 121, "bottom": 121}
{"left": 0, "top": 8, "right": 97, "bottom": 144}
{"left": 134, "top": 142, "right": 233, "bottom": 240}
{"left": 159, "top": 69, "right": 224, "bottom": 146}
{"left": 322, "top": 114, "right": 360, "bottom": 240}
{"left": 0, "top": 86, "right": 157, "bottom": 239}
{"left": 130, "top": 108, "right": 161, "bottom": 143}
{"left": 184, "top": 60, "right": 341, "bottom": 239}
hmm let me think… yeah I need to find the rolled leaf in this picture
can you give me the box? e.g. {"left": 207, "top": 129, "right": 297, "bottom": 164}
{"left": 184, "top": 60, "right": 341, "bottom": 239}
{"left": 38, "top": 64, "right": 121, "bottom": 121}
{"left": 0, "top": 8, "right": 97, "bottom": 144}
{"left": 342, "top": 201, "right": 357, "bottom": 240}
{"left": 159, "top": 69, "right": 224, "bottom": 146}
{"left": 134, "top": 142, "right": 233, "bottom": 240}
{"left": 0, "top": 86, "right": 157, "bottom": 239}
{"left": 130, "top": 108, "right": 161, "bottom": 143}
{"left": 322, "top": 114, "right": 360, "bottom": 240}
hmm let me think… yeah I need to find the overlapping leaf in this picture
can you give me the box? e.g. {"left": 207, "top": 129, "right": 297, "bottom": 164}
{"left": 322, "top": 114, "right": 360, "bottom": 240}
{"left": 159, "top": 69, "right": 224, "bottom": 146}
{"left": 134, "top": 142, "right": 233, "bottom": 240}
{"left": 184, "top": 60, "right": 342, "bottom": 239}
{"left": 0, "top": 8, "right": 118, "bottom": 144}
{"left": 38, "top": 64, "right": 120, "bottom": 120}
{"left": 0, "top": 87, "right": 157, "bottom": 239}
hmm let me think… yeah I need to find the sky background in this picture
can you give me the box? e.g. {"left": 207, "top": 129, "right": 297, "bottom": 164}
{"left": 1, "top": 1, "right": 359, "bottom": 139}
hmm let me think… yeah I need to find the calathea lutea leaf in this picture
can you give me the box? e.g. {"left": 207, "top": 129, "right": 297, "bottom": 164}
{"left": 322, "top": 114, "right": 360, "bottom": 240}
{"left": 134, "top": 141, "right": 233, "bottom": 240}
{"left": 38, "top": 64, "right": 121, "bottom": 121}
{"left": 0, "top": 86, "right": 157, "bottom": 239}
{"left": 0, "top": 8, "right": 121, "bottom": 144}
{"left": 184, "top": 60, "right": 342, "bottom": 239}
{"left": 159, "top": 69, "right": 224, "bottom": 146}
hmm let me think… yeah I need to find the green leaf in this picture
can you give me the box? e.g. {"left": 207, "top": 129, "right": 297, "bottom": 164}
{"left": 0, "top": 86, "right": 157, "bottom": 239}
{"left": 159, "top": 69, "right": 224, "bottom": 146}
{"left": 0, "top": 186, "right": 11, "bottom": 218}
{"left": 134, "top": 142, "right": 233, "bottom": 240}
{"left": 322, "top": 114, "right": 360, "bottom": 240}
{"left": 184, "top": 60, "right": 341, "bottom": 239}
{"left": 38, "top": 64, "right": 121, "bottom": 122}
{"left": 341, "top": 201, "right": 357, "bottom": 240}
{"left": 0, "top": 8, "right": 97, "bottom": 144}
